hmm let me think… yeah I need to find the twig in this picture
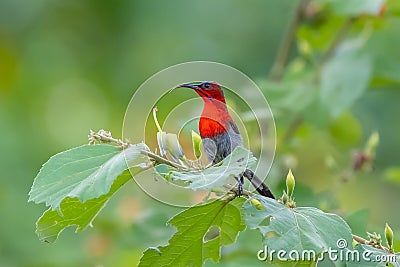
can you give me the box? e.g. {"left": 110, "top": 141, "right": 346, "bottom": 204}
{"left": 352, "top": 234, "right": 390, "bottom": 253}
{"left": 352, "top": 234, "right": 368, "bottom": 245}
{"left": 89, "top": 129, "right": 188, "bottom": 170}
{"left": 270, "top": 0, "right": 309, "bottom": 82}
{"left": 88, "top": 129, "right": 129, "bottom": 148}
{"left": 140, "top": 150, "right": 188, "bottom": 170}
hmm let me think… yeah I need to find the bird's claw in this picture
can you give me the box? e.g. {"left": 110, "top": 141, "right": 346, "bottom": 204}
{"left": 237, "top": 182, "right": 243, "bottom": 197}
{"left": 237, "top": 175, "right": 244, "bottom": 197}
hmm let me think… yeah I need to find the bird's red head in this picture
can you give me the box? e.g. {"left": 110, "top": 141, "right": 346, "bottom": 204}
{"left": 178, "top": 81, "right": 226, "bottom": 104}
{"left": 178, "top": 81, "right": 237, "bottom": 139}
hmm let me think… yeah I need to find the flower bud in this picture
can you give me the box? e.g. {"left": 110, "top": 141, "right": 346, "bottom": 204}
{"left": 286, "top": 169, "right": 295, "bottom": 197}
{"left": 165, "top": 133, "right": 184, "bottom": 162}
{"left": 385, "top": 223, "right": 394, "bottom": 250}
{"left": 282, "top": 191, "right": 288, "bottom": 204}
{"left": 191, "top": 130, "right": 202, "bottom": 159}
{"left": 156, "top": 131, "right": 167, "bottom": 156}
{"left": 365, "top": 131, "right": 379, "bottom": 156}
{"left": 250, "top": 198, "right": 264, "bottom": 210}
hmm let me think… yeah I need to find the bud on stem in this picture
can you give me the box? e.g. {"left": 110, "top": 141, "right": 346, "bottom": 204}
{"left": 365, "top": 131, "right": 379, "bottom": 156}
{"left": 385, "top": 223, "right": 394, "bottom": 252}
{"left": 165, "top": 133, "right": 184, "bottom": 162}
{"left": 156, "top": 131, "right": 168, "bottom": 156}
{"left": 191, "top": 130, "right": 203, "bottom": 159}
{"left": 250, "top": 198, "right": 264, "bottom": 210}
{"left": 282, "top": 191, "right": 288, "bottom": 204}
{"left": 286, "top": 169, "right": 295, "bottom": 197}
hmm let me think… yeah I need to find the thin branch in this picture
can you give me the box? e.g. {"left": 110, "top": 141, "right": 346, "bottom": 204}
{"left": 140, "top": 150, "right": 188, "bottom": 170}
{"left": 352, "top": 234, "right": 368, "bottom": 245}
{"left": 270, "top": 0, "right": 309, "bottom": 82}
{"left": 352, "top": 234, "right": 390, "bottom": 253}
{"left": 89, "top": 129, "right": 188, "bottom": 170}
{"left": 88, "top": 129, "right": 129, "bottom": 148}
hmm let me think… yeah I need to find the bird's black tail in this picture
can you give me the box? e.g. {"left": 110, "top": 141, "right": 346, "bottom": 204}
{"left": 243, "top": 169, "right": 275, "bottom": 199}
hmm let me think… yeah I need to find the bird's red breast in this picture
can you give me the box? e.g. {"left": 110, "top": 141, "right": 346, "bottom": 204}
{"left": 199, "top": 117, "right": 227, "bottom": 138}
{"left": 198, "top": 100, "right": 237, "bottom": 138}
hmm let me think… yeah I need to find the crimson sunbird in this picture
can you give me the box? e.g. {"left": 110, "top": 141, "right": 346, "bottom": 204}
{"left": 178, "top": 81, "right": 275, "bottom": 198}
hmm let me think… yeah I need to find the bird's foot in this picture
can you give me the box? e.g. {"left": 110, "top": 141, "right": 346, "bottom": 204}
{"left": 237, "top": 182, "right": 243, "bottom": 197}
{"left": 237, "top": 175, "right": 244, "bottom": 197}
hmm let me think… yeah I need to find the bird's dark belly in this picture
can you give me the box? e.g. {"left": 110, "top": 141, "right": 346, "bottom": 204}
{"left": 202, "top": 130, "right": 243, "bottom": 164}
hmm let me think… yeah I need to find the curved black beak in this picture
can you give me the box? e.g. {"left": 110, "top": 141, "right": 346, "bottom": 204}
{"left": 177, "top": 83, "right": 200, "bottom": 90}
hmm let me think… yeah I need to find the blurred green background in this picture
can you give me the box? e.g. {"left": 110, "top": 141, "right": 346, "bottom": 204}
{"left": 1, "top": 0, "right": 400, "bottom": 266}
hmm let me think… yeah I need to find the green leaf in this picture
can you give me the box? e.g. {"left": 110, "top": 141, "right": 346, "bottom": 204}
{"left": 257, "top": 75, "right": 318, "bottom": 117}
{"left": 36, "top": 170, "right": 139, "bottom": 243}
{"left": 139, "top": 198, "right": 246, "bottom": 267}
{"left": 364, "top": 18, "right": 400, "bottom": 85}
{"left": 169, "top": 146, "right": 256, "bottom": 190}
{"left": 165, "top": 133, "right": 184, "bottom": 162}
{"left": 244, "top": 195, "right": 353, "bottom": 263}
{"left": 154, "top": 164, "right": 174, "bottom": 179}
{"left": 29, "top": 143, "right": 149, "bottom": 210}
{"left": 321, "top": 44, "right": 372, "bottom": 117}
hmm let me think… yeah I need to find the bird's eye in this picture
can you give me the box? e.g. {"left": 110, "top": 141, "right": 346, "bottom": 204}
{"left": 202, "top": 83, "right": 211, "bottom": 89}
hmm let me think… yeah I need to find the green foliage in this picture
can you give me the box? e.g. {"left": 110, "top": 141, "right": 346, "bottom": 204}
{"left": 258, "top": 76, "right": 317, "bottom": 116}
{"left": 168, "top": 147, "right": 256, "bottom": 190}
{"left": 321, "top": 45, "right": 372, "bottom": 117}
{"left": 29, "top": 143, "right": 149, "bottom": 210}
{"left": 29, "top": 143, "right": 149, "bottom": 242}
{"left": 244, "top": 195, "right": 353, "bottom": 263}
{"left": 27, "top": 137, "right": 400, "bottom": 266}
{"left": 365, "top": 17, "right": 400, "bottom": 84}
{"left": 36, "top": 171, "right": 132, "bottom": 243}
{"left": 139, "top": 198, "right": 246, "bottom": 267}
